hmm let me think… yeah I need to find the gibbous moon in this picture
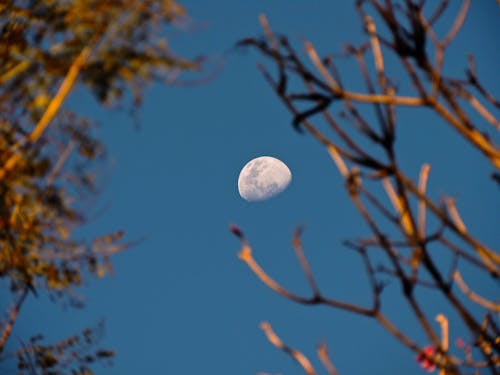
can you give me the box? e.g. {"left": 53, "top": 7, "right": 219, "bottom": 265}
{"left": 238, "top": 156, "right": 292, "bottom": 202}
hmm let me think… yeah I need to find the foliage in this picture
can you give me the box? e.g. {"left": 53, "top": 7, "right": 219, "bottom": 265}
{"left": 233, "top": 1, "right": 499, "bottom": 374}
{"left": 0, "top": 0, "right": 199, "bottom": 373}
{"left": 13, "top": 321, "right": 114, "bottom": 375}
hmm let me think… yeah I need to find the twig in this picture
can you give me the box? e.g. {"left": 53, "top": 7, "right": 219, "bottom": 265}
{"left": 305, "top": 42, "right": 341, "bottom": 93}
{"left": 443, "top": 198, "right": 466, "bottom": 234}
{"left": 292, "top": 227, "right": 321, "bottom": 296}
{"left": 231, "top": 225, "right": 373, "bottom": 315}
{"left": 46, "top": 140, "right": 76, "bottom": 186}
{"left": 382, "top": 177, "right": 414, "bottom": 236}
{"left": 428, "top": 0, "right": 450, "bottom": 25}
{"left": 260, "top": 322, "right": 317, "bottom": 375}
{"left": 0, "top": 60, "right": 31, "bottom": 85}
{"left": 317, "top": 342, "right": 339, "bottom": 375}
{"left": 397, "top": 172, "right": 500, "bottom": 275}
{"left": 442, "top": 0, "right": 470, "bottom": 47}
{"left": 436, "top": 314, "right": 449, "bottom": 375}
{"left": 0, "top": 288, "right": 29, "bottom": 353}
{"left": 417, "top": 164, "right": 430, "bottom": 237}
{"left": 453, "top": 271, "right": 500, "bottom": 312}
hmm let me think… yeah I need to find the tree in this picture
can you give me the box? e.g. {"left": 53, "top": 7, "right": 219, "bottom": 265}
{"left": 232, "top": 1, "right": 499, "bottom": 374}
{"left": 0, "top": 1, "right": 199, "bottom": 373}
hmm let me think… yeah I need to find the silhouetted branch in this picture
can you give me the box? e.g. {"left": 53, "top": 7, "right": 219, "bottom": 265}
{"left": 291, "top": 227, "right": 321, "bottom": 297}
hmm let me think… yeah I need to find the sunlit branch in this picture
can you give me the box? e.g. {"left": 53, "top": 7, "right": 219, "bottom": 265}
{"left": 260, "top": 322, "right": 317, "bottom": 375}
{"left": 382, "top": 177, "right": 414, "bottom": 237}
{"left": 442, "top": 0, "right": 470, "bottom": 47}
{"left": 436, "top": 313, "right": 449, "bottom": 375}
{"left": 374, "top": 313, "right": 420, "bottom": 353}
{"left": 431, "top": 91, "right": 500, "bottom": 171}
{"left": 0, "top": 60, "right": 31, "bottom": 85}
{"left": 258, "top": 14, "right": 279, "bottom": 53}
{"left": 304, "top": 42, "right": 341, "bottom": 93}
{"left": 305, "top": 41, "right": 424, "bottom": 107}
{"left": 453, "top": 271, "right": 500, "bottom": 312}
{"left": 246, "top": 3, "right": 500, "bottom": 373}
{"left": 417, "top": 164, "right": 430, "bottom": 238}
{"left": 363, "top": 13, "right": 397, "bottom": 138}
{"left": 397, "top": 172, "right": 500, "bottom": 275}
{"left": 351, "top": 43, "right": 390, "bottom": 141}
{"left": 365, "top": 15, "right": 386, "bottom": 92}
{"left": 454, "top": 86, "right": 500, "bottom": 131}
{"left": 0, "top": 41, "right": 96, "bottom": 181}
{"left": 443, "top": 198, "right": 467, "bottom": 234}
{"left": 231, "top": 225, "right": 374, "bottom": 315}
{"left": 0, "top": 288, "right": 29, "bottom": 354}
{"left": 317, "top": 342, "right": 339, "bottom": 375}
{"left": 344, "top": 185, "right": 441, "bottom": 348}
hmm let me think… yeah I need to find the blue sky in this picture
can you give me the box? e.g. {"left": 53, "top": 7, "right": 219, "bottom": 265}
{"left": 3, "top": 1, "right": 500, "bottom": 374}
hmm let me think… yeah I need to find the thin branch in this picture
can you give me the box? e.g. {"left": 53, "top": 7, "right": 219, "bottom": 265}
{"left": 46, "top": 140, "right": 76, "bottom": 186}
{"left": 305, "top": 42, "right": 424, "bottom": 106}
{"left": 317, "top": 342, "right": 339, "bottom": 375}
{"left": 436, "top": 314, "right": 449, "bottom": 373}
{"left": 466, "top": 54, "right": 500, "bottom": 110}
{"left": 365, "top": 15, "right": 387, "bottom": 93}
{"left": 443, "top": 197, "right": 466, "bottom": 234}
{"left": 439, "top": 237, "right": 498, "bottom": 275}
{"left": 258, "top": 14, "right": 279, "bottom": 52}
{"left": 453, "top": 271, "right": 500, "bottom": 312}
{"left": 0, "top": 288, "right": 29, "bottom": 353}
{"left": 445, "top": 197, "right": 499, "bottom": 273}
{"left": 230, "top": 225, "right": 374, "bottom": 316}
{"left": 397, "top": 171, "right": 500, "bottom": 275}
{"left": 453, "top": 85, "right": 500, "bottom": 131}
{"left": 442, "top": 0, "right": 470, "bottom": 47}
{"left": 417, "top": 164, "right": 430, "bottom": 237}
{"left": 431, "top": 92, "right": 500, "bottom": 171}
{"left": 0, "top": 60, "right": 31, "bottom": 85}
{"left": 375, "top": 312, "right": 421, "bottom": 352}
{"left": 292, "top": 227, "right": 321, "bottom": 297}
{"left": 428, "top": 0, "right": 450, "bottom": 25}
{"left": 382, "top": 177, "right": 414, "bottom": 236}
{"left": 351, "top": 42, "right": 390, "bottom": 141}
{"left": 260, "top": 322, "right": 317, "bottom": 375}
{"left": 305, "top": 42, "right": 341, "bottom": 93}
{"left": 359, "top": 186, "right": 400, "bottom": 225}
{"left": 376, "top": 265, "right": 438, "bottom": 289}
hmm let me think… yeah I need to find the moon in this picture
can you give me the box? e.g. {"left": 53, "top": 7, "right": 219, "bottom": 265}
{"left": 238, "top": 156, "right": 292, "bottom": 202}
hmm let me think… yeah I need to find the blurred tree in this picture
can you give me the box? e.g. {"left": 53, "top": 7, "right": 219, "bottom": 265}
{"left": 0, "top": 0, "right": 199, "bottom": 373}
{"left": 233, "top": 1, "right": 499, "bottom": 374}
